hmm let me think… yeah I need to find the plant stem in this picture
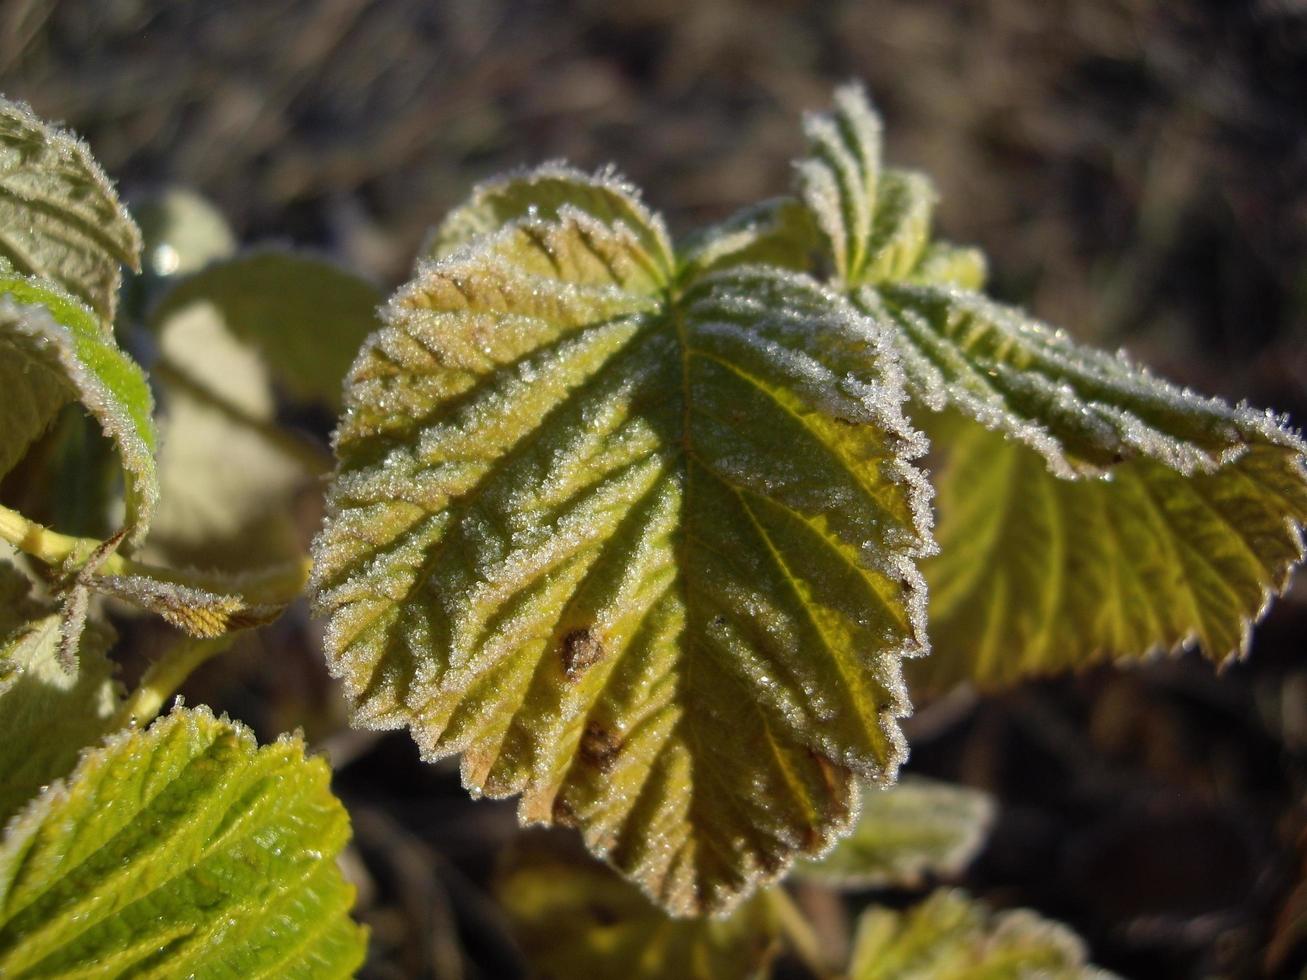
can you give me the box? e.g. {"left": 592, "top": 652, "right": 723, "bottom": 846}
{"left": 0, "top": 502, "right": 310, "bottom": 603}
{"left": 766, "top": 887, "right": 834, "bottom": 979}
{"left": 111, "top": 633, "right": 238, "bottom": 729}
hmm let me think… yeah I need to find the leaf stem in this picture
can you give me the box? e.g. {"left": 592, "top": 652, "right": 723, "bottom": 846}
{"left": 111, "top": 633, "right": 238, "bottom": 729}
{"left": 0, "top": 502, "right": 310, "bottom": 604}
{"left": 766, "top": 887, "right": 835, "bottom": 979}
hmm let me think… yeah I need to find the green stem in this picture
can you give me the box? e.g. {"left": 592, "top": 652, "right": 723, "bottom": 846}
{"left": 0, "top": 502, "right": 310, "bottom": 604}
{"left": 111, "top": 633, "right": 238, "bottom": 729}
{"left": 766, "top": 888, "right": 834, "bottom": 979}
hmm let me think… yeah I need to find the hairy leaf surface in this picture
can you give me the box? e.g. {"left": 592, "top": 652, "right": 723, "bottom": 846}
{"left": 0, "top": 706, "right": 367, "bottom": 978}
{"left": 0, "top": 98, "right": 140, "bottom": 323}
{"left": 0, "top": 274, "right": 157, "bottom": 542}
{"left": 498, "top": 836, "right": 779, "bottom": 980}
{"left": 797, "top": 85, "right": 1307, "bottom": 683}
{"left": 915, "top": 412, "right": 1307, "bottom": 689}
{"left": 150, "top": 249, "right": 382, "bottom": 408}
{"left": 849, "top": 890, "right": 1116, "bottom": 979}
{"left": 798, "top": 776, "right": 993, "bottom": 888}
{"left": 0, "top": 560, "right": 120, "bottom": 824}
{"left": 314, "top": 168, "right": 933, "bottom": 914}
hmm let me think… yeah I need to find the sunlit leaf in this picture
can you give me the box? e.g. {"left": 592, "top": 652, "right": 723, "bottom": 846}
{"left": 133, "top": 186, "right": 237, "bottom": 279}
{"left": 498, "top": 836, "right": 780, "bottom": 980}
{"left": 915, "top": 411, "right": 1307, "bottom": 690}
{"left": 0, "top": 97, "right": 140, "bottom": 323}
{"left": 678, "top": 197, "right": 817, "bottom": 280}
{"left": 797, "top": 776, "right": 993, "bottom": 889}
{"left": 313, "top": 167, "right": 933, "bottom": 914}
{"left": 0, "top": 559, "right": 120, "bottom": 824}
{"left": 796, "top": 84, "right": 1307, "bottom": 685}
{"left": 0, "top": 706, "right": 368, "bottom": 977}
{"left": 143, "top": 302, "right": 312, "bottom": 574}
{"left": 0, "top": 273, "right": 157, "bottom": 543}
{"left": 150, "top": 249, "right": 382, "bottom": 408}
{"left": 849, "top": 890, "right": 1116, "bottom": 979}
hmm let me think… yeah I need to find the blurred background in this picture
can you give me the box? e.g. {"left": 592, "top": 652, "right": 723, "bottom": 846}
{"left": 2, "top": 1, "right": 1305, "bottom": 977}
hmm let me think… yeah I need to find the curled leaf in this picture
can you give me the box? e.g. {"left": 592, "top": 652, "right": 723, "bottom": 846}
{"left": 0, "top": 274, "right": 157, "bottom": 544}
{"left": 0, "top": 706, "right": 368, "bottom": 977}
{"left": 314, "top": 167, "right": 933, "bottom": 914}
{"left": 0, "top": 97, "right": 140, "bottom": 323}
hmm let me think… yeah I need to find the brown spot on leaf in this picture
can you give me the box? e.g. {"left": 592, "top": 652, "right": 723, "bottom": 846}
{"left": 560, "top": 627, "right": 605, "bottom": 679}
{"left": 552, "top": 795, "right": 579, "bottom": 828}
{"left": 579, "top": 723, "right": 622, "bottom": 773}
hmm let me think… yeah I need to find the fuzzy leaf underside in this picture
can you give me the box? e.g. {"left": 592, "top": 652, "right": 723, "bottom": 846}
{"left": 150, "top": 250, "right": 383, "bottom": 408}
{"left": 498, "top": 836, "right": 779, "bottom": 980}
{"left": 0, "top": 274, "right": 157, "bottom": 542}
{"left": 314, "top": 169, "right": 933, "bottom": 915}
{"left": 0, "top": 560, "right": 120, "bottom": 825}
{"left": 797, "top": 776, "right": 994, "bottom": 889}
{"left": 0, "top": 706, "right": 367, "bottom": 978}
{"left": 797, "top": 84, "right": 1307, "bottom": 686}
{"left": 914, "top": 411, "right": 1307, "bottom": 690}
{"left": 849, "top": 890, "right": 1116, "bottom": 979}
{"left": 0, "top": 98, "right": 140, "bottom": 323}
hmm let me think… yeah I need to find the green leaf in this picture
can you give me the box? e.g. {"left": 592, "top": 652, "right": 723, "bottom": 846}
{"left": 0, "top": 706, "right": 368, "bottom": 978}
{"left": 134, "top": 186, "right": 237, "bottom": 279}
{"left": 149, "top": 249, "right": 383, "bottom": 408}
{"left": 678, "top": 197, "right": 818, "bottom": 280}
{"left": 798, "top": 776, "right": 994, "bottom": 889}
{"left": 0, "top": 560, "right": 121, "bottom": 825}
{"left": 143, "top": 300, "right": 314, "bottom": 574}
{"left": 0, "top": 273, "right": 158, "bottom": 543}
{"left": 796, "top": 84, "right": 1307, "bottom": 685}
{"left": 313, "top": 168, "right": 933, "bottom": 915}
{"left": 914, "top": 411, "right": 1307, "bottom": 689}
{"left": 497, "top": 836, "right": 780, "bottom": 980}
{"left": 849, "top": 890, "right": 1116, "bottom": 979}
{"left": 0, "top": 98, "right": 141, "bottom": 324}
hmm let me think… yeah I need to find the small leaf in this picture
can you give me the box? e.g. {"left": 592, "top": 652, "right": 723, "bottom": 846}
{"left": 797, "top": 776, "right": 994, "bottom": 889}
{"left": 133, "top": 186, "right": 237, "bottom": 279}
{"left": 149, "top": 249, "right": 383, "bottom": 408}
{"left": 0, "top": 560, "right": 120, "bottom": 824}
{"left": 90, "top": 573, "right": 283, "bottom": 638}
{"left": 915, "top": 411, "right": 1307, "bottom": 690}
{"left": 0, "top": 273, "right": 157, "bottom": 543}
{"left": 848, "top": 890, "right": 1116, "bottom": 979}
{"left": 0, "top": 706, "right": 368, "bottom": 978}
{"left": 314, "top": 167, "right": 933, "bottom": 914}
{"left": 0, "top": 98, "right": 141, "bottom": 323}
{"left": 678, "top": 197, "right": 818, "bottom": 280}
{"left": 498, "top": 835, "right": 780, "bottom": 980}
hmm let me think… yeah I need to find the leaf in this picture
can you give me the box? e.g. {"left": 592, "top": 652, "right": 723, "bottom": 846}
{"left": 914, "top": 411, "right": 1307, "bottom": 689}
{"left": 0, "top": 273, "right": 158, "bottom": 543}
{"left": 797, "top": 776, "right": 994, "bottom": 889}
{"left": 0, "top": 560, "right": 120, "bottom": 824}
{"left": 497, "top": 835, "right": 780, "bottom": 980}
{"left": 678, "top": 197, "right": 818, "bottom": 280}
{"left": 313, "top": 168, "right": 933, "bottom": 915}
{"left": 149, "top": 249, "right": 383, "bottom": 408}
{"left": 0, "top": 97, "right": 141, "bottom": 323}
{"left": 143, "top": 300, "right": 313, "bottom": 573}
{"left": 796, "top": 84, "right": 1307, "bottom": 684}
{"left": 848, "top": 890, "right": 1116, "bottom": 979}
{"left": 0, "top": 706, "right": 368, "bottom": 978}
{"left": 89, "top": 573, "right": 284, "bottom": 638}
{"left": 134, "top": 186, "right": 237, "bottom": 279}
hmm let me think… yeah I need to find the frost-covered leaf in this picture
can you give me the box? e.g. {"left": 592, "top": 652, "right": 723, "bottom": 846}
{"left": 849, "top": 890, "right": 1116, "bottom": 979}
{"left": 914, "top": 412, "right": 1307, "bottom": 690}
{"left": 498, "top": 836, "right": 780, "bottom": 980}
{"left": 0, "top": 98, "right": 140, "bottom": 323}
{"left": 0, "top": 273, "right": 157, "bottom": 543}
{"left": 144, "top": 302, "right": 312, "bottom": 573}
{"left": 314, "top": 167, "right": 933, "bottom": 915}
{"left": 150, "top": 249, "right": 382, "bottom": 408}
{"left": 89, "top": 573, "right": 284, "bottom": 638}
{"left": 796, "top": 84, "right": 1307, "bottom": 686}
{"left": 0, "top": 706, "right": 368, "bottom": 977}
{"left": 678, "top": 197, "right": 817, "bottom": 280}
{"left": 798, "top": 776, "right": 993, "bottom": 889}
{"left": 0, "top": 560, "right": 120, "bottom": 824}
